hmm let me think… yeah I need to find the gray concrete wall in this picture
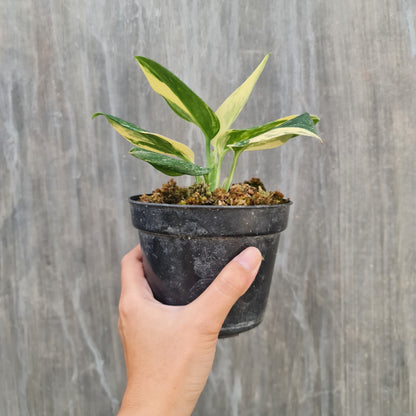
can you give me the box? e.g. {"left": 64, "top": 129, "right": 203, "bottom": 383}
{"left": 1, "top": 1, "right": 415, "bottom": 414}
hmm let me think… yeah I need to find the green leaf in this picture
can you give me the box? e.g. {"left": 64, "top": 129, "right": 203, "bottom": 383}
{"left": 92, "top": 112, "right": 194, "bottom": 162}
{"left": 129, "top": 147, "right": 211, "bottom": 177}
{"left": 135, "top": 56, "right": 220, "bottom": 140}
{"left": 228, "top": 113, "right": 322, "bottom": 151}
{"left": 213, "top": 54, "right": 270, "bottom": 148}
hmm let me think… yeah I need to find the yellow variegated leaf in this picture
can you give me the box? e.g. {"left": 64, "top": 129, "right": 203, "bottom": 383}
{"left": 92, "top": 113, "right": 194, "bottom": 162}
{"left": 228, "top": 113, "right": 322, "bottom": 151}
{"left": 239, "top": 127, "right": 322, "bottom": 151}
{"left": 213, "top": 54, "right": 270, "bottom": 149}
{"left": 135, "top": 56, "right": 220, "bottom": 140}
{"left": 219, "top": 113, "right": 319, "bottom": 152}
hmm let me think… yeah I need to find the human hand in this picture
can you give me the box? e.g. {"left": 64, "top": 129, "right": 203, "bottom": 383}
{"left": 117, "top": 244, "right": 262, "bottom": 416}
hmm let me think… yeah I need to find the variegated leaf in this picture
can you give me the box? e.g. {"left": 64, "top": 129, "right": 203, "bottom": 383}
{"left": 135, "top": 56, "right": 220, "bottom": 140}
{"left": 213, "top": 54, "right": 270, "bottom": 147}
{"left": 228, "top": 113, "right": 322, "bottom": 151}
{"left": 224, "top": 113, "right": 319, "bottom": 148}
{"left": 92, "top": 112, "right": 194, "bottom": 162}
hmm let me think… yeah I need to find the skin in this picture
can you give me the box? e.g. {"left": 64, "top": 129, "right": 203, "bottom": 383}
{"left": 117, "top": 244, "right": 262, "bottom": 416}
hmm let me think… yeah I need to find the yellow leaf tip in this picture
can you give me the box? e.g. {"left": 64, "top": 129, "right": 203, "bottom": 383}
{"left": 263, "top": 53, "right": 271, "bottom": 62}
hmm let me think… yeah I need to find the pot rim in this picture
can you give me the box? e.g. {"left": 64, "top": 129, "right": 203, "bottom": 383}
{"left": 129, "top": 195, "right": 293, "bottom": 209}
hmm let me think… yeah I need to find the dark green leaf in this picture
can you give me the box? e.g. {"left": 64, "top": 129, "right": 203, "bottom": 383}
{"left": 129, "top": 147, "right": 211, "bottom": 177}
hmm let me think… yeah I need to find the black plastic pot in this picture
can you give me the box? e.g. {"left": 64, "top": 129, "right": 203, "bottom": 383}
{"left": 129, "top": 196, "right": 292, "bottom": 337}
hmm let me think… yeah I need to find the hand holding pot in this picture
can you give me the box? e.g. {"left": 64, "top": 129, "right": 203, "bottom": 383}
{"left": 117, "top": 244, "right": 262, "bottom": 416}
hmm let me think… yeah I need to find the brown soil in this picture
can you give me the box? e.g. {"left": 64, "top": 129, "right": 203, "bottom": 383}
{"left": 139, "top": 178, "right": 289, "bottom": 206}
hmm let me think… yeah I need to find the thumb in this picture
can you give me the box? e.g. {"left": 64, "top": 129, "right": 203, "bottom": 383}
{"left": 190, "top": 247, "right": 262, "bottom": 331}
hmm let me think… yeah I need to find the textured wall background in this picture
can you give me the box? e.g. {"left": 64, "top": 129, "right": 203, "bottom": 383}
{"left": 1, "top": 0, "right": 415, "bottom": 415}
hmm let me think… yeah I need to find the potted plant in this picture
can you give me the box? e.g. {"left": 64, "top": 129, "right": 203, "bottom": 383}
{"left": 93, "top": 54, "right": 322, "bottom": 337}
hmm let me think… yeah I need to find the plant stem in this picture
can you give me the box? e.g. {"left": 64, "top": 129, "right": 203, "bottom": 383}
{"left": 206, "top": 147, "right": 217, "bottom": 190}
{"left": 224, "top": 150, "right": 242, "bottom": 191}
{"left": 204, "top": 137, "right": 215, "bottom": 188}
{"left": 214, "top": 151, "right": 227, "bottom": 189}
{"left": 205, "top": 137, "right": 212, "bottom": 169}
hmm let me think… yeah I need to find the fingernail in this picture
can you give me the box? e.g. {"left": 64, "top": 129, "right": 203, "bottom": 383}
{"left": 234, "top": 247, "right": 262, "bottom": 276}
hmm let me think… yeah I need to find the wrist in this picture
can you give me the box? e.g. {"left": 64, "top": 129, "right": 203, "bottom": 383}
{"left": 118, "top": 396, "right": 168, "bottom": 416}
{"left": 118, "top": 388, "right": 168, "bottom": 416}
{"left": 118, "top": 385, "right": 194, "bottom": 416}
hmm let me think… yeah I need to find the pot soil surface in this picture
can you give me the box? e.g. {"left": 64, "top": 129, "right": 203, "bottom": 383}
{"left": 139, "top": 178, "right": 289, "bottom": 206}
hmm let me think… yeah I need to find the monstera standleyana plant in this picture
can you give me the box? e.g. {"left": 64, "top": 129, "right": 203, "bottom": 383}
{"left": 93, "top": 54, "right": 322, "bottom": 191}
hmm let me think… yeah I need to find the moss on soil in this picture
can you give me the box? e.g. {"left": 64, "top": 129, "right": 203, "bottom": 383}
{"left": 139, "top": 178, "right": 289, "bottom": 206}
